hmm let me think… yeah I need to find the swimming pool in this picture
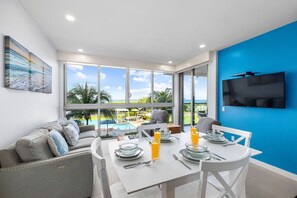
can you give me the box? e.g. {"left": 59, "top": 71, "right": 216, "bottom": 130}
{"left": 100, "top": 123, "right": 136, "bottom": 130}
{"left": 87, "top": 119, "right": 136, "bottom": 130}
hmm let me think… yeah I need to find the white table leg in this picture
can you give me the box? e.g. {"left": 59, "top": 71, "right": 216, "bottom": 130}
{"left": 161, "top": 181, "right": 175, "bottom": 198}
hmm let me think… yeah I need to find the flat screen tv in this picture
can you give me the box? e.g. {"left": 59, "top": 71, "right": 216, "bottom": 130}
{"left": 223, "top": 72, "right": 285, "bottom": 108}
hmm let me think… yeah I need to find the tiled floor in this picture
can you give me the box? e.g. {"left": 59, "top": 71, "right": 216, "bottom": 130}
{"left": 92, "top": 139, "right": 297, "bottom": 198}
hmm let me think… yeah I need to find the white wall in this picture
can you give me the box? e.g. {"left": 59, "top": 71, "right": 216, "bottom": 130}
{"left": 58, "top": 51, "right": 175, "bottom": 72}
{"left": 175, "top": 52, "right": 211, "bottom": 72}
{"left": 207, "top": 51, "right": 218, "bottom": 119}
{"left": 0, "top": 0, "right": 58, "bottom": 148}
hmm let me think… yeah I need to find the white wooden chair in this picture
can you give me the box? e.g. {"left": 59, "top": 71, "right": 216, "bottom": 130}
{"left": 212, "top": 125, "right": 252, "bottom": 147}
{"left": 91, "top": 137, "right": 161, "bottom": 198}
{"left": 176, "top": 149, "right": 252, "bottom": 198}
{"left": 137, "top": 123, "right": 167, "bottom": 139}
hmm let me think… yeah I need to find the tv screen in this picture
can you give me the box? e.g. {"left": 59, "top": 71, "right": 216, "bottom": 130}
{"left": 223, "top": 72, "right": 285, "bottom": 108}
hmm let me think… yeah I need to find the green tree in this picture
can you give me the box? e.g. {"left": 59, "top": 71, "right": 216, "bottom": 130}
{"left": 153, "top": 88, "right": 172, "bottom": 103}
{"left": 67, "top": 82, "right": 112, "bottom": 125}
{"left": 137, "top": 88, "right": 172, "bottom": 103}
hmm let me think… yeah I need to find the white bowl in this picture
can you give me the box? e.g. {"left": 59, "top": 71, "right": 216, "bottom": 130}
{"left": 119, "top": 142, "right": 138, "bottom": 156}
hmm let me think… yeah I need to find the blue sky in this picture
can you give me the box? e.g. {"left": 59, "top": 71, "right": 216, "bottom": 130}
{"left": 67, "top": 64, "right": 98, "bottom": 91}
{"left": 100, "top": 67, "right": 125, "bottom": 101}
{"left": 67, "top": 65, "right": 173, "bottom": 102}
{"left": 184, "top": 76, "right": 207, "bottom": 101}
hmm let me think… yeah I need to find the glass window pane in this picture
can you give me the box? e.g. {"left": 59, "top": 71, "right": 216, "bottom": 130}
{"left": 66, "top": 64, "right": 98, "bottom": 104}
{"left": 129, "top": 69, "right": 151, "bottom": 103}
{"left": 194, "top": 66, "right": 208, "bottom": 124}
{"left": 154, "top": 72, "right": 173, "bottom": 103}
{"left": 100, "top": 108, "right": 137, "bottom": 137}
{"left": 100, "top": 66, "right": 126, "bottom": 104}
{"left": 183, "top": 71, "right": 192, "bottom": 125}
{"left": 66, "top": 109, "right": 98, "bottom": 129}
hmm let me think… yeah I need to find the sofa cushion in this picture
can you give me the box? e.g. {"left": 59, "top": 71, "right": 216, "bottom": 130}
{"left": 79, "top": 125, "right": 96, "bottom": 133}
{"left": 0, "top": 144, "right": 22, "bottom": 168}
{"left": 47, "top": 130, "right": 69, "bottom": 156}
{"left": 15, "top": 129, "right": 54, "bottom": 162}
{"left": 63, "top": 124, "right": 79, "bottom": 146}
{"left": 69, "top": 138, "right": 94, "bottom": 151}
{"left": 68, "top": 119, "right": 80, "bottom": 134}
{"left": 79, "top": 131, "right": 98, "bottom": 139}
{"left": 40, "top": 121, "right": 63, "bottom": 133}
{"left": 67, "top": 147, "right": 90, "bottom": 155}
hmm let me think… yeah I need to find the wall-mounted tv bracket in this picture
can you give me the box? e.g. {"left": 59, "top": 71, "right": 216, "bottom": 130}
{"left": 232, "top": 71, "right": 260, "bottom": 78}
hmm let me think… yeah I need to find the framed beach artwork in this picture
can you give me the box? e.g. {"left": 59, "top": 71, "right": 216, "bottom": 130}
{"left": 42, "top": 62, "right": 52, "bottom": 94}
{"left": 4, "top": 36, "right": 52, "bottom": 94}
{"left": 29, "top": 52, "right": 44, "bottom": 93}
{"left": 4, "top": 36, "right": 30, "bottom": 91}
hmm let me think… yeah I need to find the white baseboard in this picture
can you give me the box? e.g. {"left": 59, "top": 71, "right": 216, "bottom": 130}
{"left": 250, "top": 158, "right": 297, "bottom": 182}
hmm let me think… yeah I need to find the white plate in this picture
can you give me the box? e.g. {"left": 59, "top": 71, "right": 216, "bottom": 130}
{"left": 115, "top": 147, "right": 142, "bottom": 158}
{"left": 182, "top": 156, "right": 200, "bottom": 164}
{"left": 161, "top": 136, "right": 174, "bottom": 142}
{"left": 208, "top": 138, "right": 228, "bottom": 144}
{"left": 115, "top": 150, "right": 144, "bottom": 161}
{"left": 205, "top": 135, "right": 228, "bottom": 144}
{"left": 179, "top": 149, "right": 210, "bottom": 162}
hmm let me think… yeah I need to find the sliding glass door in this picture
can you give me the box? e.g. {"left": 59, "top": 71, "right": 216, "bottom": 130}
{"left": 180, "top": 65, "right": 208, "bottom": 130}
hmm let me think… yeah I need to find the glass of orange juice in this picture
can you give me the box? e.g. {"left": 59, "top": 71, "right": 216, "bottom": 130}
{"left": 151, "top": 140, "right": 160, "bottom": 160}
{"left": 191, "top": 132, "right": 199, "bottom": 145}
{"left": 154, "top": 131, "right": 161, "bottom": 143}
{"left": 190, "top": 127, "right": 197, "bottom": 134}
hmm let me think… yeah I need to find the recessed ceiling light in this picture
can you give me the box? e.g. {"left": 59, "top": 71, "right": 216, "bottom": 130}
{"left": 66, "top": 15, "right": 75, "bottom": 22}
{"left": 199, "top": 44, "right": 206, "bottom": 48}
{"left": 78, "top": 49, "right": 84, "bottom": 52}
{"left": 168, "top": 61, "right": 173, "bottom": 64}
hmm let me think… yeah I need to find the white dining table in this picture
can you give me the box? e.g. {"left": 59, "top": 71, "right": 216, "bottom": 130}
{"left": 108, "top": 133, "right": 262, "bottom": 198}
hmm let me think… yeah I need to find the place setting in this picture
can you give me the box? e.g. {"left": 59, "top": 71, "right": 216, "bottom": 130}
{"left": 203, "top": 130, "right": 229, "bottom": 144}
{"left": 160, "top": 128, "right": 177, "bottom": 143}
{"left": 114, "top": 141, "right": 144, "bottom": 161}
{"left": 123, "top": 130, "right": 163, "bottom": 169}
{"left": 178, "top": 127, "right": 227, "bottom": 164}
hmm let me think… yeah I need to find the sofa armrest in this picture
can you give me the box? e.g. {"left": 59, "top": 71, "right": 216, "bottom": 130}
{"left": 79, "top": 125, "right": 95, "bottom": 133}
{"left": 0, "top": 151, "right": 93, "bottom": 198}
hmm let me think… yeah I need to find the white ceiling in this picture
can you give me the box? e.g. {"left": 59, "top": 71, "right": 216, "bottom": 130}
{"left": 19, "top": 0, "right": 297, "bottom": 65}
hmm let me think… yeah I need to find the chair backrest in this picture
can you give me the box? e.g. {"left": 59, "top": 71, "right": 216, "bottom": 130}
{"left": 196, "top": 117, "right": 221, "bottom": 133}
{"left": 212, "top": 125, "right": 252, "bottom": 147}
{"left": 137, "top": 123, "right": 167, "bottom": 139}
{"left": 198, "top": 149, "right": 252, "bottom": 198}
{"left": 91, "top": 137, "right": 112, "bottom": 198}
{"left": 150, "top": 110, "right": 169, "bottom": 124}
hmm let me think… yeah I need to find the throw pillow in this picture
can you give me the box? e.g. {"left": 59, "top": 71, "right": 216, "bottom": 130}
{"left": 16, "top": 129, "right": 54, "bottom": 162}
{"left": 47, "top": 130, "right": 69, "bottom": 156}
{"left": 63, "top": 124, "right": 79, "bottom": 146}
{"left": 40, "top": 121, "right": 63, "bottom": 133}
{"left": 68, "top": 119, "right": 80, "bottom": 134}
{"left": 58, "top": 117, "right": 68, "bottom": 126}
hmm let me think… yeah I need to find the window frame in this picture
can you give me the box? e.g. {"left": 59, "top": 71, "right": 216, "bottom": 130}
{"left": 64, "top": 63, "right": 174, "bottom": 130}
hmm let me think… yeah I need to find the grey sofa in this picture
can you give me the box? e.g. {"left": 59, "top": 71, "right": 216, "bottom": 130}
{"left": 0, "top": 122, "right": 97, "bottom": 198}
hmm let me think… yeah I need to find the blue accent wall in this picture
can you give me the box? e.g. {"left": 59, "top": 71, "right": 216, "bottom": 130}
{"left": 218, "top": 21, "right": 297, "bottom": 174}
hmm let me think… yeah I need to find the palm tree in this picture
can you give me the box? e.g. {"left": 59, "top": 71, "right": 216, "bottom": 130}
{"left": 153, "top": 88, "right": 172, "bottom": 103}
{"left": 67, "top": 82, "right": 112, "bottom": 125}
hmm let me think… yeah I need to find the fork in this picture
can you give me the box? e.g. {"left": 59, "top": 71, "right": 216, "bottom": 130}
{"left": 172, "top": 154, "right": 192, "bottom": 170}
